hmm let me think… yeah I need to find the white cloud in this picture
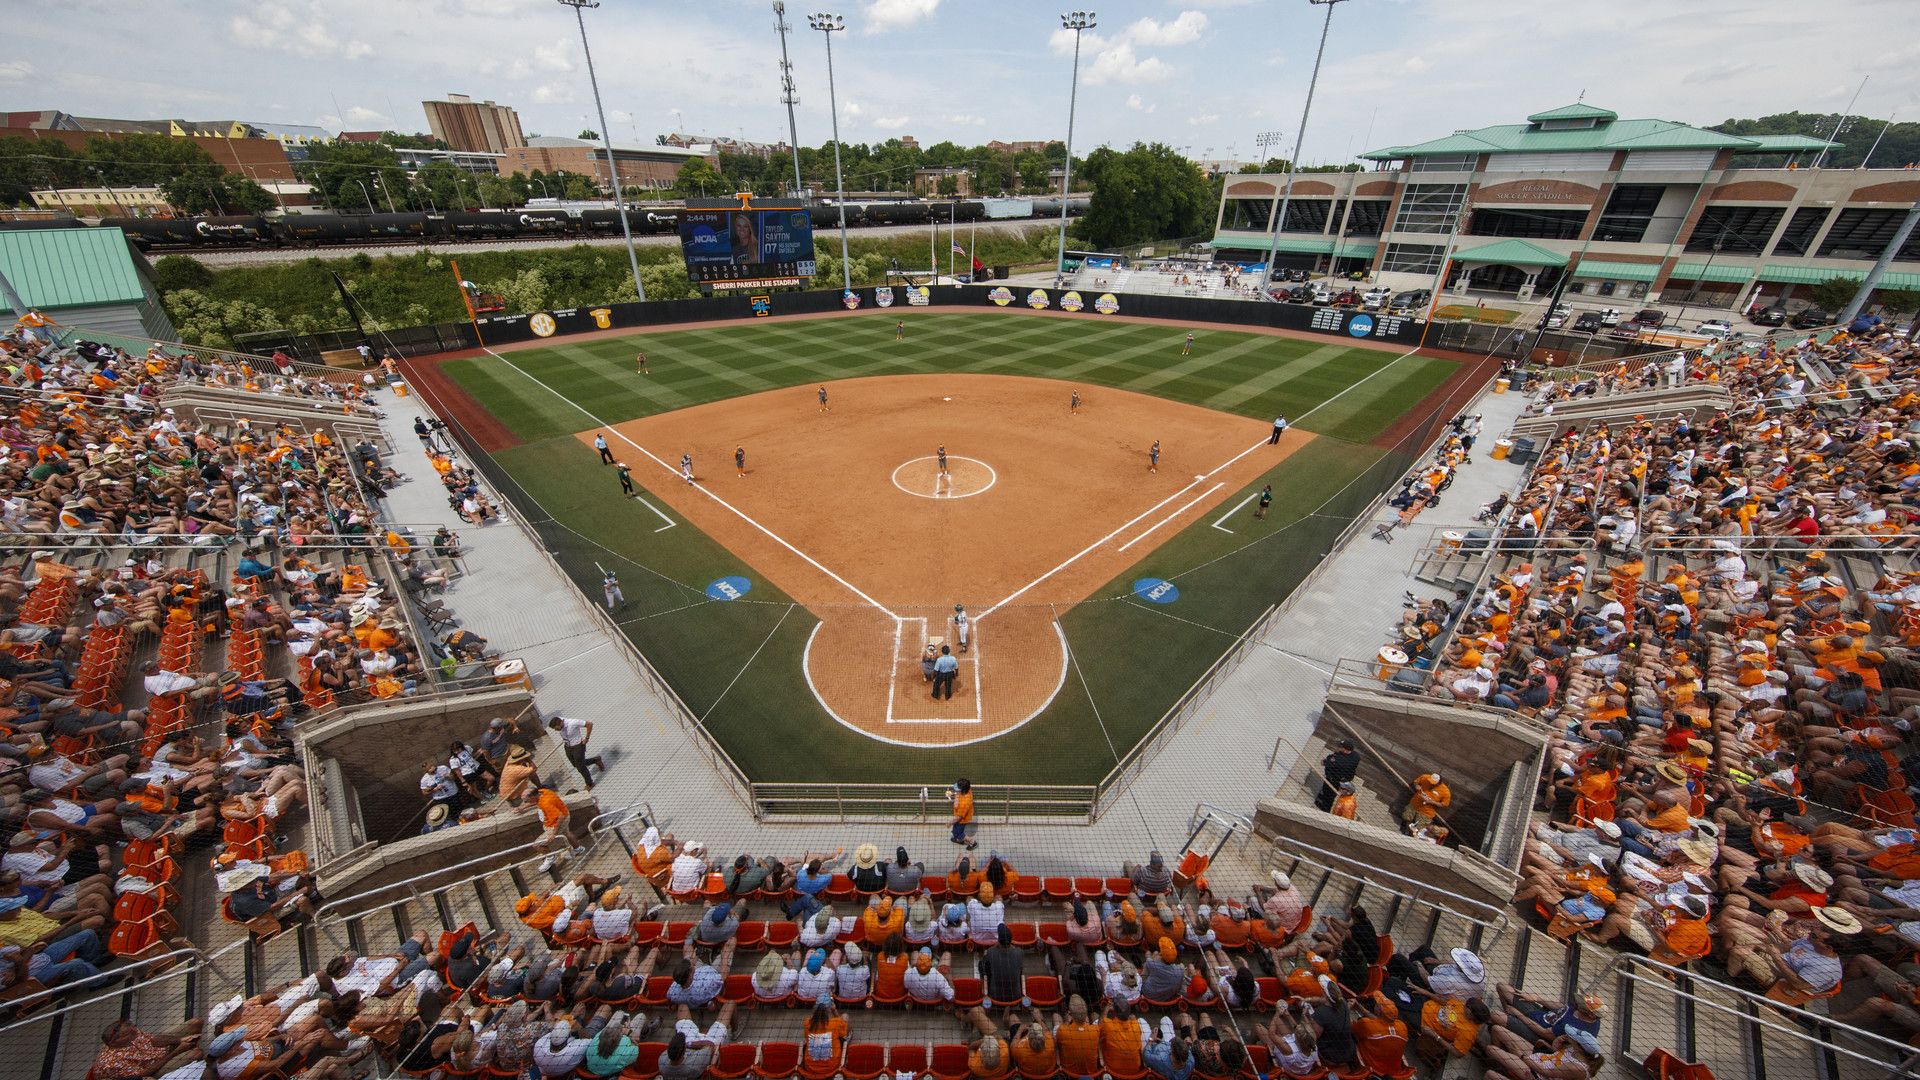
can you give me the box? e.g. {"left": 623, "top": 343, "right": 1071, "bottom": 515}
{"left": 946, "top": 113, "right": 986, "bottom": 126}
{"left": 531, "top": 40, "right": 575, "bottom": 72}
{"left": 531, "top": 81, "right": 575, "bottom": 105}
{"left": 1186, "top": 113, "right": 1220, "bottom": 126}
{"left": 1123, "top": 11, "right": 1208, "bottom": 46}
{"left": 1085, "top": 42, "right": 1172, "bottom": 85}
{"left": 0, "top": 60, "right": 32, "bottom": 80}
{"left": 873, "top": 115, "right": 912, "bottom": 130}
{"left": 1125, "top": 94, "right": 1157, "bottom": 113}
{"left": 229, "top": 7, "right": 371, "bottom": 60}
{"left": 862, "top": 0, "right": 939, "bottom": 32}
{"left": 844, "top": 101, "right": 864, "bottom": 118}
{"left": 344, "top": 105, "right": 388, "bottom": 124}
{"left": 1401, "top": 55, "right": 1431, "bottom": 75}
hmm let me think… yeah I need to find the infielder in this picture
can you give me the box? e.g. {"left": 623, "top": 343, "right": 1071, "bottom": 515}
{"left": 817, "top": 386, "right": 829, "bottom": 412}
{"left": 1070, "top": 388, "right": 1081, "bottom": 414}
{"left": 1149, "top": 440, "right": 1161, "bottom": 473}
{"left": 951, "top": 604, "right": 970, "bottom": 654}
{"left": 679, "top": 453, "right": 694, "bottom": 485}
{"left": 735, "top": 446, "right": 747, "bottom": 477}
{"left": 936, "top": 445, "right": 950, "bottom": 476}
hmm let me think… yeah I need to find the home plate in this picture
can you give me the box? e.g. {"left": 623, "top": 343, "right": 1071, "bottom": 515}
{"left": 943, "top": 397, "right": 952, "bottom": 401}
{"left": 1194, "top": 474, "right": 1205, "bottom": 480}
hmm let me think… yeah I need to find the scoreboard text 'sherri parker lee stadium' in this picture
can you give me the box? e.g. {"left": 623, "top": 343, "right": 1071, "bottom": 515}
{"left": 678, "top": 197, "right": 817, "bottom": 292}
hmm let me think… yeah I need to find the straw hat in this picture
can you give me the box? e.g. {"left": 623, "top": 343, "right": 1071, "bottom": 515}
{"left": 506, "top": 744, "right": 532, "bottom": 764}
{"left": 1271, "top": 871, "right": 1292, "bottom": 890}
{"left": 1792, "top": 862, "right": 1834, "bottom": 891}
{"left": 1449, "top": 948, "right": 1485, "bottom": 983}
{"left": 853, "top": 844, "right": 879, "bottom": 869}
{"left": 1814, "top": 907, "right": 1863, "bottom": 935}
{"left": 426, "top": 804, "right": 449, "bottom": 826}
{"left": 1677, "top": 839, "right": 1715, "bottom": 867}
{"left": 1656, "top": 761, "right": 1690, "bottom": 784}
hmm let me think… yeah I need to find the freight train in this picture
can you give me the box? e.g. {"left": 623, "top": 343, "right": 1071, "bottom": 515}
{"left": 0, "top": 197, "right": 1089, "bottom": 253}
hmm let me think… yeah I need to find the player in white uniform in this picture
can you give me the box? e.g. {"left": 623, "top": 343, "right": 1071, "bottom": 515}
{"left": 951, "top": 605, "right": 970, "bottom": 654}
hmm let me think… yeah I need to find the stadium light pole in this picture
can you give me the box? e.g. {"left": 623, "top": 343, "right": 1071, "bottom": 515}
{"left": 558, "top": 0, "right": 647, "bottom": 302}
{"left": 1259, "top": 0, "right": 1348, "bottom": 293}
{"left": 773, "top": 3, "right": 806, "bottom": 198}
{"left": 351, "top": 179, "right": 376, "bottom": 215}
{"left": 809, "top": 12, "right": 853, "bottom": 300}
{"left": 1054, "top": 11, "right": 1095, "bottom": 289}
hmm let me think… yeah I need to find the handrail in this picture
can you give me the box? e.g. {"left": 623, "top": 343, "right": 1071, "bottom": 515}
{"left": 312, "top": 796, "right": 651, "bottom": 936}
{"left": 1241, "top": 820, "right": 1514, "bottom": 938}
{"left": 64, "top": 323, "right": 353, "bottom": 381}
{"left": 0, "top": 945, "right": 234, "bottom": 1032}
{"left": 1586, "top": 953, "right": 1918, "bottom": 1079}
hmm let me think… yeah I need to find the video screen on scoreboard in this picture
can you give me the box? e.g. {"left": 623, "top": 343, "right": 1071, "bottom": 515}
{"left": 679, "top": 205, "right": 816, "bottom": 291}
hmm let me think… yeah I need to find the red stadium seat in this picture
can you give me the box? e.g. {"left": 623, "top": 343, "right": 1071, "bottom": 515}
{"left": 709, "top": 1044, "right": 758, "bottom": 1080}
{"left": 637, "top": 975, "right": 673, "bottom": 1006}
{"left": 889, "top": 1045, "right": 929, "bottom": 1078}
{"left": 719, "top": 974, "right": 755, "bottom": 1004}
{"left": 765, "top": 922, "right": 799, "bottom": 949}
{"left": 1039, "top": 922, "right": 1072, "bottom": 947}
{"left": 1105, "top": 877, "right": 1134, "bottom": 900}
{"left": 661, "top": 921, "right": 694, "bottom": 946}
{"left": 1027, "top": 975, "right": 1063, "bottom": 1008}
{"left": 1007, "top": 923, "right": 1039, "bottom": 948}
{"left": 734, "top": 921, "right": 766, "bottom": 949}
{"left": 950, "top": 976, "right": 984, "bottom": 1008}
{"left": 1072, "top": 877, "right": 1105, "bottom": 899}
{"left": 630, "top": 921, "right": 664, "bottom": 946}
{"left": 621, "top": 1042, "right": 666, "bottom": 1079}
{"left": 842, "top": 1044, "right": 888, "bottom": 1080}
{"left": 753, "top": 1043, "right": 802, "bottom": 1079}
{"left": 1012, "top": 878, "right": 1043, "bottom": 903}
{"left": 929, "top": 1044, "right": 971, "bottom": 1080}
{"left": 1042, "top": 877, "right": 1074, "bottom": 901}
{"left": 824, "top": 873, "right": 858, "bottom": 902}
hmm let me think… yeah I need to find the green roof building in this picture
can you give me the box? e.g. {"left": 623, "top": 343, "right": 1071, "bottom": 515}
{"left": 0, "top": 227, "right": 175, "bottom": 340}
{"left": 1212, "top": 101, "right": 1918, "bottom": 314}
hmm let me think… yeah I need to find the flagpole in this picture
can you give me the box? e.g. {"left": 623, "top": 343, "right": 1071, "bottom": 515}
{"left": 948, "top": 200, "right": 955, "bottom": 280}
{"left": 970, "top": 220, "right": 976, "bottom": 282}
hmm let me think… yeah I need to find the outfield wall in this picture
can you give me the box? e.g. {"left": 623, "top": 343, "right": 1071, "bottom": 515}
{"left": 239, "top": 283, "right": 1433, "bottom": 362}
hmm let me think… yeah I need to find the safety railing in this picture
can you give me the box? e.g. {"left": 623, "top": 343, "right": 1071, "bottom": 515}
{"left": 747, "top": 782, "right": 1099, "bottom": 823}
{"left": 1588, "top": 953, "right": 1920, "bottom": 1080}
{"left": 62, "top": 324, "right": 353, "bottom": 381}
{"left": 312, "top": 798, "right": 654, "bottom": 946}
{"left": 1193, "top": 801, "right": 1515, "bottom": 942}
{"left": 178, "top": 399, "right": 385, "bottom": 438}
{"left": 0, "top": 944, "right": 241, "bottom": 1034}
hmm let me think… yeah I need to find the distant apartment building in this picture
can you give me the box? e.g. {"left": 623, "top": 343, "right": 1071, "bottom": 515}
{"left": 987, "top": 140, "right": 1053, "bottom": 155}
{"left": 1, "top": 111, "right": 304, "bottom": 181}
{"left": 422, "top": 94, "right": 525, "bottom": 154}
{"left": 661, "top": 133, "right": 792, "bottom": 159}
{"left": 912, "top": 167, "right": 973, "bottom": 196}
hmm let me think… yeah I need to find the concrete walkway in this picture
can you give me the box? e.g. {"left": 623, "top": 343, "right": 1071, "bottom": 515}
{"left": 378, "top": 360, "right": 1529, "bottom": 867}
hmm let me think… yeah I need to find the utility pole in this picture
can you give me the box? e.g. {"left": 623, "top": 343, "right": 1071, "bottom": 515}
{"left": 1053, "top": 12, "right": 1096, "bottom": 289}
{"left": 1259, "top": 0, "right": 1349, "bottom": 292}
{"left": 558, "top": 0, "right": 647, "bottom": 302}
{"left": 773, "top": 2, "right": 806, "bottom": 198}
{"left": 809, "top": 12, "right": 853, "bottom": 300}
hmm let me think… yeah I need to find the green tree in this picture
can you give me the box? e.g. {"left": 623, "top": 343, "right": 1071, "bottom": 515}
{"left": 161, "top": 171, "right": 275, "bottom": 215}
{"left": 151, "top": 255, "right": 214, "bottom": 292}
{"left": 578, "top": 129, "right": 600, "bottom": 140}
{"left": 1809, "top": 275, "right": 1863, "bottom": 313}
{"left": 935, "top": 174, "right": 960, "bottom": 197}
{"left": 677, "top": 157, "right": 723, "bottom": 196}
{"left": 1878, "top": 287, "right": 1920, "bottom": 338}
{"left": 376, "top": 131, "right": 448, "bottom": 150}
{"left": 1014, "top": 151, "right": 1050, "bottom": 192}
{"left": 1076, "top": 142, "right": 1214, "bottom": 249}
{"left": 297, "top": 140, "right": 405, "bottom": 211}
{"left": 0, "top": 137, "right": 86, "bottom": 207}
{"left": 1712, "top": 112, "right": 1920, "bottom": 169}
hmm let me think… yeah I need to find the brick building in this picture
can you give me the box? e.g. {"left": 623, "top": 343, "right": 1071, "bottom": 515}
{"left": 421, "top": 94, "right": 525, "bottom": 154}
{"left": 497, "top": 138, "right": 713, "bottom": 192}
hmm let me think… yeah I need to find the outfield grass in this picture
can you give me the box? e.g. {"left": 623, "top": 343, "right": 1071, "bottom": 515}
{"left": 445, "top": 312, "right": 1450, "bottom": 784}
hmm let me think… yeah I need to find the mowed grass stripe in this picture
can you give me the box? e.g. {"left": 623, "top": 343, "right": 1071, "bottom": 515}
{"left": 1201, "top": 343, "right": 1355, "bottom": 410}
{"left": 534, "top": 343, "right": 694, "bottom": 418}
{"left": 1305, "top": 356, "right": 1457, "bottom": 442}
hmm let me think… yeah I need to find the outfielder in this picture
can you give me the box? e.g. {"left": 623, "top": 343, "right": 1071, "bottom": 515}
{"left": 1182, "top": 332, "right": 1194, "bottom": 356}
{"left": 951, "top": 604, "right": 970, "bottom": 654}
{"left": 603, "top": 569, "right": 625, "bottom": 610}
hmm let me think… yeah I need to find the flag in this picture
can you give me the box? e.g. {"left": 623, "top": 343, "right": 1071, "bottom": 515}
{"left": 951, "top": 242, "right": 967, "bottom": 255}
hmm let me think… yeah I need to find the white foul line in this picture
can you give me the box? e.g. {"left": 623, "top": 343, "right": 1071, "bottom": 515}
{"left": 633, "top": 495, "right": 677, "bottom": 532}
{"left": 976, "top": 434, "right": 1272, "bottom": 623}
{"left": 1118, "top": 483, "right": 1224, "bottom": 552}
{"left": 483, "top": 348, "right": 899, "bottom": 619}
{"left": 1210, "top": 490, "right": 1261, "bottom": 534}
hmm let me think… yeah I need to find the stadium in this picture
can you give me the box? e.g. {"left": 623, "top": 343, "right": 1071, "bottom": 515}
{"left": 4, "top": 4, "right": 1920, "bottom": 1080}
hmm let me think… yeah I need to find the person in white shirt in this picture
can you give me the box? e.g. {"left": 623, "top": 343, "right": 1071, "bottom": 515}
{"left": 935, "top": 903, "right": 971, "bottom": 946}
{"left": 548, "top": 715, "right": 606, "bottom": 789}
{"left": 532, "top": 1020, "right": 591, "bottom": 1076}
{"left": 592, "top": 894, "right": 636, "bottom": 942}
{"left": 793, "top": 949, "right": 836, "bottom": 1005}
{"left": 903, "top": 949, "right": 954, "bottom": 1004}
{"left": 834, "top": 943, "right": 872, "bottom": 1000}
{"left": 966, "top": 885, "right": 1006, "bottom": 946}
{"left": 668, "top": 842, "right": 709, "bottom": 895}
{"left": 799, "top": 909, "right": 844, "bottom": 949}
{"left": 140, "top": 661, "right": 215, "bottom": 700}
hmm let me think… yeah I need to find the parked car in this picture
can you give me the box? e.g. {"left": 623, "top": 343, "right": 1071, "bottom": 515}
{"left": 1749, "top": 304, "right": 1787, "bottom": 327}
{"left": 1388, "top": 289, "right": 1432, "bottom": 311}
{"left": 1596, "top": 307, "right": 1623, "bottom": 326}
{"left": 1628, "top": 308, "right": 1668, "bottom": 329}
{"left": 1541, "top": 309, "right": 1568, "bottom": 330}
{"left": 1572, "top": 311, "right": 1605, "bottom": 333}
{"left": 1284, "top": 268, "right": 1308, "bottom": 282}
{"left": 1309, "top": 283, "right": 1335, "bottom": 305}
{"left": 1696, "top": 319, "right": 1733, "bottom": 338}
{"left": 1789, "top": 307, "right": 1831, "bottom": 329}
{"left": 1361, "top": 286, "right": 1392, "bottom": 310}
{"left": 1332, "top": 289, "right": 1362, "bottom": 308}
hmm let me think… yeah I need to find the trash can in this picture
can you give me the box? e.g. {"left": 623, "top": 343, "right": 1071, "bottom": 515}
{"left": 1493, "top": 377, "right": 1510, "bottom": 394}
{"left": 392, "top": 382, "right": 409, "bottom": 398}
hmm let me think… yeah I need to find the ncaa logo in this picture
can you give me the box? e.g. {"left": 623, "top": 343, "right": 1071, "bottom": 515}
{"left": 529, "top": 312, "right": 558, "bottom": 338}
{"left": 1347, "top": 314, "right": 1375, "bottom": 338}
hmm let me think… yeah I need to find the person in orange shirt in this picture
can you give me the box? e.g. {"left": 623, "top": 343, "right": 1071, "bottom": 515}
{"left": 1403, "top": 774, "right": 1451, "bottom": 829}
{"left": 948, "top": 778, "right": 977, "bottom": 850}
{"left": 962, "top": 1008, "right": 1015, "bottom": 1080}
{"left": 1419, "top": 996, "right": 1489, "bottom": 1058}
{"left": 800, "top": 1001, "right": 849, "bottom": 1076}
{"left": 519, "top": 786, "right": 585, "bottom": 862}
{"left": 861, "top": 896, "right": 906, "bottom": 947}
{"left": 1007, "top": 1008, "right": 1058, "bottom": 1078}
{"left": 514, "top": 888, "right": 566, "bottom": 932}
{"left": 1352, "top": 993, "right": 1411, "bottom": 1078}
{"left": 873, "top": 936, "right": 910, "bottom": 1001}
{"left": 1331, "top": 782, "right": 1359, "bottom": 820}
{"left": 1096, "top": 1000, "right": 1145, "bottom": 1076}
{"left": 947, "top": 855, "right": 984, "bottom": 899}
{"left": 1054, "top": 997, "right": 1102, "bottom": 1078}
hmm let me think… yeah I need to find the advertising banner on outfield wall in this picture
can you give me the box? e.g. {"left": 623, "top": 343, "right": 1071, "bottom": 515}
{"left": 946, "top": 285, "right": 1425, "bottom": 343}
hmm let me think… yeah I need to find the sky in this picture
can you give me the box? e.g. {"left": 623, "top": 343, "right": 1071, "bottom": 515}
{"left": 19, "top": 0, "right": 1920, "bottom": 165}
